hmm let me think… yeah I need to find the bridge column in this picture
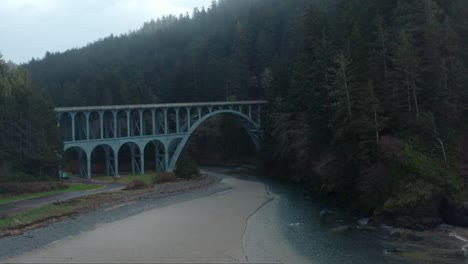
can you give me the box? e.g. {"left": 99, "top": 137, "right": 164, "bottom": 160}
{"left": 126, "top": 110, "right": 131, "bottom": 137}
{"left": 113, "top": 145, "right": 119, "bottom": 177}
{"left": 175, "top": 108, "right": 180, "bottom": 133}
{"left": 140, "top": 152, "right": 145, "bottom": 175}
{"left": 153, "top": 141, "right": 165, "bottom": 172}
{"left": 86, "top": 156, "right": 91, "bottom": 179}
{"left": 257, "top": 105, "right": 262, "bottom": 127}
{"left": 112, "top": 111, "right": 118, "bottom": 138}
{"left": 78, "top": 149, "right": 85, "bottom": 178}
{"left": 105, "top": 147, "right": 110, "bottom": 176}
{"left": 139, "top": 110, "right": 144, "bottom": 136}
{"left": 104, "top": 146, "right": 116, "bottom": 177}
{"left": 186, "top": 107, "right": 191, "bottom": 130}
{"left": 163, "top": 108, "right": 168, "bottom": 134}
{"left": 99, "top": 111, "right": 104, "bottom": 139}
{"left": 248, "top": 105, "right": 252, "bottom": 120}
{"left": 85, "top": 112, "right": 90, "bottom": 140}
{"left": 152, "top": 109, "right": 156, "bottom": 136}
{"left": 130, "top": 144, "right": 136, "bottom": 175}
{"left": 70, "top": 112, "right": 76, "bottom": 142}
{"left": 197, "top": 107, "right": 201, "bottom": 120}
{"left": 164, "top": 150, "right": 169, "bottom": 172}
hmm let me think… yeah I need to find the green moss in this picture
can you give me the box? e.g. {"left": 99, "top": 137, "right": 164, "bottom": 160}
{"left": 381, "top": 180, "right": 438, "bottom": 213}
{"left": 402, "top": 146, "right": 461, "bottom": 191}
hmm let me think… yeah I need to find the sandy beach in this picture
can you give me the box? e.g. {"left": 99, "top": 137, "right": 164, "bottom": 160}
{"left": 3, "top": 173, "right": 271, "bottom": 263}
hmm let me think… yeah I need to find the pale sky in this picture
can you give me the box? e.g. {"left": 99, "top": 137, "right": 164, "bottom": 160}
{"left": 0, "top": 0, "right": 213, "bottom": 64}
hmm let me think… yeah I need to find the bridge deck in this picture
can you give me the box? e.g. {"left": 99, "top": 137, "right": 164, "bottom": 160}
{"left": 55, "top": 100, "right": 267, "bottom": 113}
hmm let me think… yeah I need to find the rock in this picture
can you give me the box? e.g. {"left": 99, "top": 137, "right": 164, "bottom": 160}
{"left": 389, "top": 229, "right": 401, "bottom": 238}
{"left": 440, "top": 199, "right": 468, "bottom": 228}
{"left": 320, "top": 209, "right": 333, "bottom": 216}
{"left": 384, "top": 248, "right": 403, "bottom": 254}
{"left": 356, "top": 225, "right": 377, "bottom": 231}
{"left": 332, "top": 226, "right": 353, "bottom": 233}
{"left": 358, "top": 218, "right": 369, "bottom": 226}
{"left": 23, "top": 234, "right": 34, "bottom": 238}
{"left": 436, "top": 223, "right": 452, "bottom": 231}
{"left": 320, "top": 210, "right": 338, "bottom": 225}
{"left": 406, "top": 233, "right": 423, "bottom": 241}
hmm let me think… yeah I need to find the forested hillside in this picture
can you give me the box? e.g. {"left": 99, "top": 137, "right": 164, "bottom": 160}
{"left": 0, "top": 55, "right": 62, "bottom": 181}
{"left": 25, "top": 0, "right": 468, "bottom": 229}
{"left": 27, "top": 0, "right": 315, "bottom": 106}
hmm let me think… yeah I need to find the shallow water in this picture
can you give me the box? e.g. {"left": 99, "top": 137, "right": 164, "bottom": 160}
{"left": 244, "top": 180, "right": 409, "bottom": 264}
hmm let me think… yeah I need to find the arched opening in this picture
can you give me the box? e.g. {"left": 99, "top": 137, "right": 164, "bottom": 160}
{"left": 178, "top": 108, "right": 188, "bottom": 133}
{"left": 117, "top": 111, "right": 128, "bottom": 138}
{"left": 156, "top": 109, "right": 166, "bottom": 134}
{"left": 167, "top": 108, "right": 177, "bottom": 134}
{"left": 118, "top": 142, "right": 143, "bottom": 175}
{"left": 190, "top": 107, "right": 201, "bottom": 127}
{"left": 89, "top": 112, "right": 101, "bottom": 139}
{"left": 129, "top": 110, "right": 142, "bottom": 137}
{"left": 103, "top": 111, "right": 115, "bottom": 139}
{"left": 143, "top": 109, "right": 153, "bottom": 136}
{"left": 144, "top": 140, "right": 166, "bottom": 172}
{"left": 63, "top": 147, "right": 88, "bottom": 178}
{"left": 59, "top": 113, "right": 73, "bottom": 142}
{"left": 201, "top": 106, "right": 210, "bottom": 119}
{"left": 169, "top": 111, "right": 259, "bottom": 171}
{"left": 74, "top": 112, "right": 88, "bottom": 141}
{"left": 168, "top": 138, "right": 183, "bottom": 167}
{"left": 90, "top": 144, "right": 116, "bottom": 177}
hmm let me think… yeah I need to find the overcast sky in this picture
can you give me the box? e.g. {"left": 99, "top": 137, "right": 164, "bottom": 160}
{"left": 0, "top": 0, "right": 213, "bottom": 64}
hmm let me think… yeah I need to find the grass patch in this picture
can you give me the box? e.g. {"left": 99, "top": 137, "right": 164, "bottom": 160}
{"left": 95, "top": 174, "right": 155, "bottom": 186}
{"left": 0, "top": 203, "right": 76, "bottom": 229}
{"left": 0, "top": 190, "right": 141, "bottom": 230}
{"left": 0, "top": 184, "right": 103, "bottom": 205}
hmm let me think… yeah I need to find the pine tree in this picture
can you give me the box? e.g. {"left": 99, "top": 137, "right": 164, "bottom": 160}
{"left": 228, "top": 21, "right": 251, "bottom": 100}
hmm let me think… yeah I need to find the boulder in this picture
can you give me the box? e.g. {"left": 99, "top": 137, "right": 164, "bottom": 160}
{"left": 439, "top": 199, "right": 468, "bottom": 227}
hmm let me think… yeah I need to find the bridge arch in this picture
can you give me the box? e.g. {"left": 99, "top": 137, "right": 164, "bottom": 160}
{"left": 143, "top": 139, "right": 168, "bottom": 172}
{"left": 63, "top": 146, "right": 89, "bottom": 178}
{"left": 57, "top": 101, "right": 266, "bottom": 177}
{"left": 90, "top": 144, "right": 117, "bottom": 177}
{"left": 168, "top": 109, "right": 259, "bottom": 171}
{"left": 118, "top": 142, "right": 144, "bottom": 175}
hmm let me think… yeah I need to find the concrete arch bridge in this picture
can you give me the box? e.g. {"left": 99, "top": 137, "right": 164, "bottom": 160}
{"left": 55, "top": 101, "right": 266, "bottom": 178}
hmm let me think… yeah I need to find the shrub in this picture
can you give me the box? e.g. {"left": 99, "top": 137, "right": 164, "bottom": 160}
{"left": 125, "top": 179, "right": 148, "bottom": 190}
{"left": 152, "top": 172, "right": 177, "bottom": 184}
{"left": 175, "top": 155, "right": 199, "bottom": 179}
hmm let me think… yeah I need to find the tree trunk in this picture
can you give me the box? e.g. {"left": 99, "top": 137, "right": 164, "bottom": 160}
{"left": 342, "top": 66, "right": 352, "bottom": 118}
{"left": 436, "top": 137, "right": 447, "bottom": 161}
{"left": 406, "top": 69, "right": 412, "bottom": 112}
{"left": 412, "top": 81, "right": 420, "bottom": 117}
{"left": 374, "top": 109, "right": 379, "bottom": 144}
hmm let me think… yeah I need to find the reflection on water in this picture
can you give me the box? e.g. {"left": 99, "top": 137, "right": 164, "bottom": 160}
{"left": 244, "top": 179, "right": 409, "bottom": 264}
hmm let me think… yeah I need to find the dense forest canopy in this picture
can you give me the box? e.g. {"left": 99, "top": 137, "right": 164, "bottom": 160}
{"left": 7, "top": 0, "right": 468, "bottom": 229}
{"left": 0, "top": 54, "right": 61, "bottom": 181}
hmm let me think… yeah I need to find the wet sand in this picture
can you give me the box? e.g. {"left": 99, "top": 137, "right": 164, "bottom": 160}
{"left": 4, "top": 173, "right": 271, "bottom": 263}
